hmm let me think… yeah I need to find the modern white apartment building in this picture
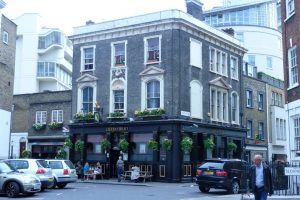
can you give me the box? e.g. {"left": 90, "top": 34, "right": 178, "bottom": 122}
{"left": 203, "top": 0, "right": 283, "bottom": 80}
{"left": 13, "top": 13, "right": 72, "bottom": 95}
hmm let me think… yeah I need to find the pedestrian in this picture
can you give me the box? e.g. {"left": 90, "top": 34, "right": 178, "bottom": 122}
{"left": 131, "top": 164, "right": 140, "bottom": 183}
{"left": 75, "top": 161, "right": 83, "bottom": 180}
{"left": 248, "top": 154, "right": 273, "bottom": 200}
{"left": 83, "top": 162, "right": 90, "bottom": 180}
{"left": 116, "top": 156, "right": 124, "bottom": 182}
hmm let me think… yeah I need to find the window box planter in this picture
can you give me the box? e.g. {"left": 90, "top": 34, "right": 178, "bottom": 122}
{"left": 32, "top": 123, "right": 46, "bottom": 131}
{"left": 49, "top": 122, "right": 63, "bottom": 130}
{"left": 107, "top": 112, "right": 127, "bottom": 122}
{"left": 73, "top": 112, "right": 95, "bottom": 123}
{"left": 135, "top": 108, "right": 166, "bottom": 120}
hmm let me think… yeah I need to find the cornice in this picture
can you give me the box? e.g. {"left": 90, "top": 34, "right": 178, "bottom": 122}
{"left": 71, "top": 19, "right": 246, "bottom": 56}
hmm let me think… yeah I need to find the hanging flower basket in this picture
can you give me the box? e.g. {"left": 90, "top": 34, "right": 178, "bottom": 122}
{"left": 74, "top": 139, "right": 84, "bottom": 152}
{"left": 63, "top": 138, "right": 73, "bottom": 149}
{"left": 162, "top": 138, "right": 172, "bottom": 151}
{"left": 119, "top": 139, "right": 129, "bottom": 153}
{"left": 100, "top": 139, "right": 111, "bottom": 152}
{"left": 56, "top": 147, "right": 67, "bottom": 159}
{"left": 147, "top": 139, "right": 159, "bottom": 151}
{"left": 181, "top": 136, "right": 193, "bottom": 153}
{"left": 204, "top": 138, "right": 215, "bottom": 150}
{"left": 22, "top": 150, "right": 32, "bottom": 158}
{"left": 227, "top": 142, "right": 237, "bottom": 152}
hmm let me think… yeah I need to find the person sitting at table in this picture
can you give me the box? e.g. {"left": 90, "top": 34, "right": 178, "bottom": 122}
{"left": 83, "top": 162, "right": 90, "bottom": 180}
{"left": 131, "top": 165, "right": 140, "bottom": 183}
{"left": 93, "top": 162, "right": 103, "bottom": 179}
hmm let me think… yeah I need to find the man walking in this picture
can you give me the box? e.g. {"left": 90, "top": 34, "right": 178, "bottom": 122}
{"left": 116, "top": 156, "right": 124, "bottom": 182}
{"left": 248, "top": 154, "right": 273, "bottom": 200}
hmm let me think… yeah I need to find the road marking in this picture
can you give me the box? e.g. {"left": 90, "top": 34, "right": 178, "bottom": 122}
{"left": 56, "top": 193, "right": 63, "bottom": 196}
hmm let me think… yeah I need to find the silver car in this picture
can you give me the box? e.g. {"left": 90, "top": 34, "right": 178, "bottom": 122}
{"left": 0, "top": 160, "right": 41, "bottom": 198}
{"left": 5, "top": 159, "right": 54, "bottom": 190}
{"left": 46, "top": 159, "right": 77, "bottom": 188}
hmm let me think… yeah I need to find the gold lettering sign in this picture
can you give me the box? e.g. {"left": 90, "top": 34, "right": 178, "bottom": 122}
{"left": 106, "top": 127, "right": 129, "bottom": 132}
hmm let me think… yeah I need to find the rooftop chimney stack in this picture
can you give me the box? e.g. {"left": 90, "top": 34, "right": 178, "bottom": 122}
{"left": 186, "top": 0, "right": 204, "bottom": 21}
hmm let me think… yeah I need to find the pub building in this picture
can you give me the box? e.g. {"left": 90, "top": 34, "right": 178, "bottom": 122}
{"left": 69, "top": 8, "right": 247, "bottom": 182}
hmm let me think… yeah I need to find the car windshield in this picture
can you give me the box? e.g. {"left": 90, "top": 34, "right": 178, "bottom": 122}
{"left": 200, "top": 162, "right": 224, "bottom": 170}
{"left": 0, "top": 161, "right": 14, "bottom": 173}
{"left": 64, "top": 160, "right": 75, "bottom": 169}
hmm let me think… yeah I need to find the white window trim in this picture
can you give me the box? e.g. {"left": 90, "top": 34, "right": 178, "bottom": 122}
{"left": 77, "top": 82, "right": 97, "bottom": 113}
{"left": 3, "top": 31, "right": 8, "bottom": 44}
{"left": 230, "top": 55, "right": 239, "bottom": 80}
{"left": 285, "top": 0, "right": 295, "bottom": 20}
{"left": 231, "top": 91, "right": 239, "bottom": 125}
{"left": 141, "top": 76, "right": 164, "bottom": 111}
{"left": 189, "top": 38, "right": 202, "bottom": 69}
{"left": 51, "top": 110, "right": 63, "bottom": 123}
{"left": 288, "top": 46, "right": 298, "bottom": 88}
{"left": 144, "top": 35, "right": 162, "bottom": 65}
{"left": 36, "top": 111, "right": 47, "bottom": 124}
{"left": 246, "top": 90, "right": 253, "bottom": 108}
{"left": 190, "top": 80, "right": 203, "bottom": 119}
{"left": 111, "top": 40, "right": 127, "bottom": 68}
{"left": 109, "top": 80, "right": 127, "bottom": 114}
{"left": 209, "top": 46, "right": 228, "bottom": 77}
{"left": 210, "top": 86, "right": 228, "bottom": 123}
{"left": 80, "top": 45, "right": 96, "bottom": 72}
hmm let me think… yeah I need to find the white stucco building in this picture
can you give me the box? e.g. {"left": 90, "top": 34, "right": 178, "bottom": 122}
{"left": 13, "top": 13, "right": 73, "bottom": 95}
{"left": 203, "top": 0, "right": 283, "bottom": 80}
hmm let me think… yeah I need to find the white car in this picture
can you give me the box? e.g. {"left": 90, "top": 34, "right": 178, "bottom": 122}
{"left": 0, "top": 160, "right": 41, "bottom": 198}
{"left": 5, "top": 159, "right": 54, "bottom": 191}
{"left": 46, "top": 159, "right": 77, "bottom": 189}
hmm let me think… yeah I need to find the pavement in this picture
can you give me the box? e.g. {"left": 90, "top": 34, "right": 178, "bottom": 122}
{"left": 77, "top": 179, "right": 300, "bottom": 200}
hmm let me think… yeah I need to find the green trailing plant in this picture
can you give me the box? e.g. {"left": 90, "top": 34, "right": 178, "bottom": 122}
{"left": 109, "top": 112, "right": 125, "bottom": 118}
{"left": 74, "top": 139, "right": 84, "bottom": 152}
{"left": 22, "top": 150, "right": 32, "bottom": 158}
{"left": 63, "top": 138, "right": 73, "bottom": 149}
{"left": 135, "top": 108, "right": 166, "bottom": 117}
{"left": 162, "top": 138, "right": 172, "bottom": 151}
{"left": 32, "top": 123, "right": 46, "bottom": 130}
{"left": 204, "top": 138, "right": 215, "bottom": 150}
{"left": 119, "top": 139, "right": 129, "bottom": 152}
{"left": 147, "top": 139, "right": 159, "bottom": 151}
{"left": 85, "top": 112, "right": 94, "bottom": 120}
{"left": 181, "top": 136, "right": 193, "bottom": 153}
{"left": 49, "top": 122, "right": 63, "bottom": 130}
{"left": 227, "top": 142, "right": 237, "bottom": 152}
{"left": 100, "top": 139, "right": 111, "bottom": 151}
{"left": 56, "top": 147, "right": 67, "bottom": 159}
{"left": 73, "top": 112, "right": 84, "bottom": 120}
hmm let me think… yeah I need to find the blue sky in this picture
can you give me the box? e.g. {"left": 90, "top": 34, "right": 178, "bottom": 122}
{"left": 2, "top": 0, "right": 222, "bottom": 36}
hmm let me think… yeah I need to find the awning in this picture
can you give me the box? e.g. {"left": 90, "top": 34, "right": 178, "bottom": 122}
{"left": 245, "top": 146, "right": 267, "bottom": 151}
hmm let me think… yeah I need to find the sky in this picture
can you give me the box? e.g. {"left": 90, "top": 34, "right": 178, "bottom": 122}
{"left": 2, "top": 0, "right": 223, "bottom": 36}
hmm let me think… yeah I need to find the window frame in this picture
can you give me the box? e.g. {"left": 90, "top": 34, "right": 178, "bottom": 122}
{"left": 81, "top": 45, "right": 96, "bottom": 72}
{"left": 288, "top": 46, "right": 298, "bottom": 88}
{"left": 144, "top": 35, "right": 161, "bottom": 65}
{"left": 258, "top": 93, "right": 264, "bottom": 111}
{"left": 2, "top": 31, "right": 8, "bottom": 44}
{"left": 230, "top": 55, "right": 239, "bottom": 80}
{"left": 209, "top": 46, "right": 228, "bottom": 76}
{"left": 286, "top": 0, "right": 295, "bottom": 18}
{"left": 111, "top": 41, "right": 127, "bottom": 68}
{"left": 231, "top": 92, "right": 239, "bottom": 124}
{"left": 210, "top": 86, "right": 228, "bottom": 122}
{"left": 146, "top": 80, "right": 160, "bottom": 109}
{"left": 246, "top": 90, "right": 253, "bottom": 108}
{"left": 52, "top": 110, "right": 63, "bottom": 123}
{"left": 247, "top": 120, "right": 253, "bottom": 138}
{"left": 113, "top": 90, "right": 125, "bottom": 113}
{"left": 36, "top": 111, "right": 47, "bottom": 124}
{"left": 190, "top": 38, "right": 202, "bottom": 69}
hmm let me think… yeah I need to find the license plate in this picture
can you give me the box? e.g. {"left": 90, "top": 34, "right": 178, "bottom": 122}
{"left": 204, "top": 171, "right": 214, "bottom": 175}
{"left": 48, "top": 178, "right": 53, "bottom": 182}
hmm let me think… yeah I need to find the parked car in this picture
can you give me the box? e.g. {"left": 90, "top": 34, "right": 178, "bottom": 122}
{"left": 195, "top": 158, "right": 248, "bottom": 194}
{"left": 0, "top": 160, "right": 41, "bottom": 198}
{"left": 5, "top": 159, "right": 54, "bottom": 191}
{"left": 45, "top": 159, "right": 77, "bottom": 188}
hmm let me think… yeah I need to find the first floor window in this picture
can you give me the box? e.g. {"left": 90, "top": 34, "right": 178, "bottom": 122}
{"left": 295, "top": 118, "right": 300, "bottom": 137}
{"left": 52, "top": 110, "right": 63, "bottom": 123}
{"left": 147, "top": 80, "right": 160, "bottom": 108}
{"left": 210, "top": 87, "right": 228, "bottom": 122}
{"left": 231, "top": 92, "right": 239, "bottom": 123}
{"left": 113, "top": 43, "right": 125, "bottom": 66}
{"left": 288, "top": 46, "right": 298, "bottom": 87}
{"left": 247, "top": 120, "right": 253, "bottom": 138}
{"left": 145, "top": 36, "right": 160, "bottom": 63}
{"left": 82, "top": 87, "right": 93, "bottom": 113}
{"left": 258, "top": 93, "right": 264, "bottom": 110}
{"left": 36, "top": 111, "right": 47, "bottom": 124}
{"left": 258, "top": 122, "right": 264, "bottom": 140}
{"left": 296, "top": 138, "right": 300, "bottom": 151}
{"left": 246, "top": 90, "right": 253, "bottom": 107}
{"left": 82, "top": 46, "right": 94, "bottom": 70}
{"left": 113, "top": 90, "right": 124, "bottom": 112}
{"left": 230, "top": 56, "right": 238, "bottom": 79}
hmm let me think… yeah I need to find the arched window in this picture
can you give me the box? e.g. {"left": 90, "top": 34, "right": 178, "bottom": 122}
{"left": 146, "top": 80, "right": 160, "bottom": 108}
{"left": 82, "top": 87, "right": 93, "bottom": 113}
{"left": 231, "top": 92, "right": 239, "bottom": 124}
{"left": 190, "top": 80, "right": 203, "bottom": 119}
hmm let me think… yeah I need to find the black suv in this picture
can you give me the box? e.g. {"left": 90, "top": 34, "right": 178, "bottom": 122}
{"left": 195, "top": 158, "right": 248, "bottom": 194}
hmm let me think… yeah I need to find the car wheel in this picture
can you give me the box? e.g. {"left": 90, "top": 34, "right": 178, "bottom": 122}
{"left": 6, "top": 182, "right": 20, "bottom": 198}
{"left": 230, "top": 181, "right": 240, "bottom": 194}
{"left": 199, "top": 186, "right": 210, "bottom": 193}
{"left": 57, "top": 183, "right": 67, "bottom": 189}
{"left": 51, "top": 178, "right": 57, "bottom": 189}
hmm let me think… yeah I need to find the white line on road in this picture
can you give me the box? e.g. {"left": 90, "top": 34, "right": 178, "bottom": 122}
{"left": 56, "top": 193, "right": 63, "bottom": 196}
